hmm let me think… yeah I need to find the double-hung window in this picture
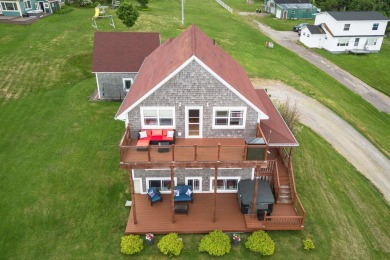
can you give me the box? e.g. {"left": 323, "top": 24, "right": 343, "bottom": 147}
{"left": 372, "top": 23, "right": 379, "bottom": 30}
{"left": 210, "top": 177, "right": 240, "bottom": 192}
{"left": 147, "top": 177, "right": 177, "bottom": 192}
{"left": 122, "top": 78, "right": 133, "bottom": 93}
{"left": 24, "top": 0, "right": 31, "bottom": 9}
{"left": 185, "top": 177, "right": 202, "bottom": 192}
{"left": 141, "top": 107, "right": 175, "bottom": 128}
{"left": 213, "top": 107, "right": 246, "bottom": 129}
{"left": 343, "top": 24, "right": 350, "bottom": 31}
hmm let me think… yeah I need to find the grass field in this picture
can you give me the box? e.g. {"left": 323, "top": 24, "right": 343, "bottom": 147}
{"left": 0, "top": 2, "right": 389, "bottom": 258}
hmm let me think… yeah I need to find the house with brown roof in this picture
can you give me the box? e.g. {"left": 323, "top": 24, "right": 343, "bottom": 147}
{"left": 116, "top": 25, "right": 305, "bottom": 234}
{"left": 92, "top": 32, "right": 160, "bottom": 100}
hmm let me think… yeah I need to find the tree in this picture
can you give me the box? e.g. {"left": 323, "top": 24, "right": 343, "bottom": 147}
{"left": 116, "top": 2, "right": 139, "bottom": 29}
{"left": 137, "top": 0, "right": 149, "bottom": 9}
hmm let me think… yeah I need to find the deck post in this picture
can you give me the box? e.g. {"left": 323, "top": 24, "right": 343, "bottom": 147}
{"left": 213, "top": 166, "right": 218, "bottom": 223}
{"left": 217, "top": 143, "right": 221, "bottom": 161}
{"left": 171, "top": 166, "right": 175, "bottom": 224}
{"left": 128, "top": 166, "right": 137, "bottom": 224}
{"left": 243, "top": 144, "right": 247, "bottom": 160}
{"left": 172, "top": 144, "right": 175, "bottom": 161}
{"left": 251, "top": 166, "right": 259, "bottom": 219}
{"left": 147, "top": 145, "right": 151, "bottom": 162}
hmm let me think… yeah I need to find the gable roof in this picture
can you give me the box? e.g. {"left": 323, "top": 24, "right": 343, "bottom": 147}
{"left": 326, "top": 11, "right": 389, "bottom": 21}
{"left": 115, "top": 25, "right": 268, "bottom": 120}
{"left": 256, "top": 90, "right": 298, "bottom": 146}
{"left": 306, "top": 24, "right": 325, "bottom": 34}
{"left": 92, "top": 32, "right": 160, "bottom": 73}
{"left": 275, "top": 0, "right": 310, "bottom": 4}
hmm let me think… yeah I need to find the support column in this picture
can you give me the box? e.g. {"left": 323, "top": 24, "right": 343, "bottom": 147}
{"left": 251, "top": 166, "right": 259, "bottom": 219}
{"left": 213, "top": 166, "right": 218, "bottom": 223}
{"left": 171, "top": 166, "right": 175, "bottom": 224}
{"left": 128, "top": 166, "right": 137, "bottom": 224}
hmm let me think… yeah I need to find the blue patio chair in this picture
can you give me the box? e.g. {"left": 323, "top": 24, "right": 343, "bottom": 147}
{"left": 147, "top": 187, "right": 163, "bottom": 206}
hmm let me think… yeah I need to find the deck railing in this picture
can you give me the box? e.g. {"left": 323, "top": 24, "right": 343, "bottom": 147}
{"left": 263, "top": 215, "right": 304, "bottom": 228}
{"left": 120, "top": 143, "right": 270, "bottom": 164}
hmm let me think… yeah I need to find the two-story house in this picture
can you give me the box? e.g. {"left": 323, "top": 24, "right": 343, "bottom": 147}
{"left": 92, "top": 32, "right": 160, "bottom": 100}
{"left": 300, "top": 11, "right": 389, "bottom": 53}
{"left": 0, "top": 0, "right": 62, "bottom": 17}
{"left": 116, "top": 25, "right": 305, "bottom": 234}
{"left": 264, "top": 0, "right": 317, "bottom": 19}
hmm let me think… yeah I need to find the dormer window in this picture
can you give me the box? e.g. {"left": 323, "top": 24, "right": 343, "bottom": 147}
{"left": 372, "top": 23, "right": 379, "bottom": 30}
{"left": 343, "top": 24, "right": 350, "bottom": 31}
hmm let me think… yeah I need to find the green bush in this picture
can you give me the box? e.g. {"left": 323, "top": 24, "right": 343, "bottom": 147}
{"left": 303, "top": 238, "right": 315, "bottom": 250}
{"left": 55, "top": 5, "right": 73, "bottom": 14}
{"left": 199, "top": 230, "right": 231, "bottom": 256}
{"left": 157, "top": 233, "right": 183, "bottom": 256}
{"left": 120, "top": 235, "right": 143, "bottom": 255}
{"left": 245, "top": 231, "right": 275, "bottom": 256}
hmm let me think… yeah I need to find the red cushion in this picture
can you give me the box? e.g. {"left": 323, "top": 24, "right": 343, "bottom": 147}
{"left": 162, "top": 129, "right": 167, "bottom": 136}
{"left": 152, "top": 129, "right": 162, "bottom": 136}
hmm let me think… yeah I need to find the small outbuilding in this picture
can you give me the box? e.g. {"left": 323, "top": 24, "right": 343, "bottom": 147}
{"left": 264, "top": 0, "right": 318, "bottom": 19}
{"left": 92, "top": 32, "right": 160, "bottom": 100}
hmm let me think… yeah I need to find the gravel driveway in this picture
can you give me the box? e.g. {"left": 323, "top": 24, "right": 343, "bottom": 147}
{"left": 252, "top": 79, "right": 390, "bottom": 203}
{"left": 253, "top": 20, "right": 390, "bottom": 114}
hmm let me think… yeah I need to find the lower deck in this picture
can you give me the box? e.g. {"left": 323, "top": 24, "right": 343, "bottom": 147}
{"left": 125, "top": 193, "right": 303, "bottom": 234}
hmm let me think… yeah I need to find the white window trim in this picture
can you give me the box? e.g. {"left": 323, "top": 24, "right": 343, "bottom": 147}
{"left": 140, "top": 107, "right": 175, "bottom": 129}
{"left": 185, "top": 177, "right": 202, "bottom": 193}
{"left": 212, "top": 107, "right": 246, "bottom": 129}
{"left": 146, "top": 177, "right": 177, "bottom": 194}
{"left": 210, "top": 177, "right": 241, "bottom": 193}
{"left": 1, "top": 2, "right": 18, "bottom": 11}
{"left": 24, "top": 0, "right": 31, "bottom": 10}
{"left": 185, "top": 106, "right": 203, "bottom": 138}
{"left": 122, "top": 78, "right": 133, "bottom": 93}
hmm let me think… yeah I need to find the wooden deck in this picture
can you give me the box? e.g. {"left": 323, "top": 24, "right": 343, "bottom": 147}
{"left": 125, "top": 193, "right": 304, "bottom": 234}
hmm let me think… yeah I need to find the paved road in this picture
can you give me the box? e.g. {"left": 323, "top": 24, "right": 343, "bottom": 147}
{"left": 252, "top": 79, "right": 390, "bottom": 203}
{"left": 253, "top": 20, "right": 390, "bottom": 114}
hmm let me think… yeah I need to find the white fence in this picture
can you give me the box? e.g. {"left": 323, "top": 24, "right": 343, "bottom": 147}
{"left": 215, "top": 0, "right": 233, "bottom": 13}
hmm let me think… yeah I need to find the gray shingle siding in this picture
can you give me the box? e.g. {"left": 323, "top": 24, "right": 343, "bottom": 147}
{"left": 135, "top": 168, "right": 253, "bottom": 193}
{"left": 96, "top": 72, "right": 137, "bottom": 100}
{"left": 127, "top": 60, "right": 259, "bottom": 138}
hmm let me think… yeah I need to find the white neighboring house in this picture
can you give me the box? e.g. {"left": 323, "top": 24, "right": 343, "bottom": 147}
{"left": 299, "top": 11, "right": 389, "bottom": 53}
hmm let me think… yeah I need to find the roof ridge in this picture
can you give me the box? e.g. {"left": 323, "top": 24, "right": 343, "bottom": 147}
{"left": 192, "top": 24, "right": 196, "bottom": 54}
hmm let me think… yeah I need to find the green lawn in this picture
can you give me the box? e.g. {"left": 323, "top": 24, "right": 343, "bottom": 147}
{"left": 0, "top": 2, "right": 389, "bottom": 259}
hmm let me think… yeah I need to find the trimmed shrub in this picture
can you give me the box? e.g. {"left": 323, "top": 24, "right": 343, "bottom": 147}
{"left": 157, "top": 233, "right": 183, "bottom": 256}
{"left": 120, "top": 235, "right": 143, "bottom": 255}
{"left": 245, "top": 231, "right": 275, "bottom": 256}
{"left": 303, "top": 238, "right": 315, "bottom": 250}
{"left": 199, "top": 230, "right": 231, "bottom": 256}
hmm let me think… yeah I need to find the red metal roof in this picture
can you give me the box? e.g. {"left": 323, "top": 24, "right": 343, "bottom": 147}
{"left": 116, "top": 25, "right": 267, "bottom": 118}
{"left": 256, "top": 90, "right": 298, "bottom": 146}
{"left": 92, "top": 32, "right": 160, "bottom": 73}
